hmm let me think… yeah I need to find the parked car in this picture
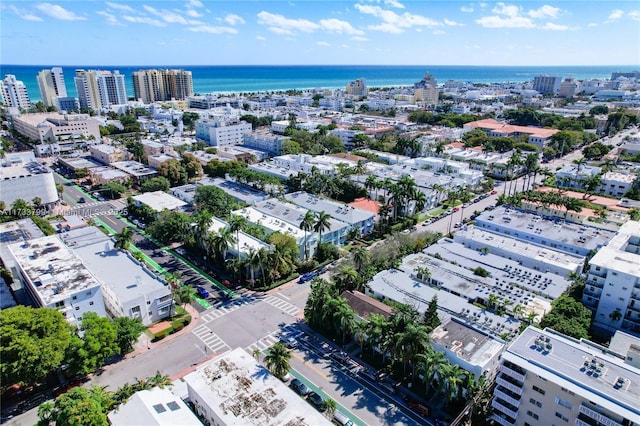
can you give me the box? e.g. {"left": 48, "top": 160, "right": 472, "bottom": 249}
{"left": 298, "top": 271, "right": 319, "bottom": 283}
{"left": 281, "top": 337, "right": 298, "bottom": 349}
{"left": 452, "top": 207, "right": 460, "bottom": 212}
{"left": 490, "top": 190, "right": 498, "bottom": 195}
{"left": 196, "top": 286, "right": 210, "bottom": 298}
{"left": 290, "top": 378, "right": 311, "bottom": 396}
{"left": 307, "top": 391, "right": 325, "bottom": 410}
{"left": 333, "top": 411, "right": 354, "bottom": 426}
{"left": 78, "top": 197, "right": 86, "bottom": 203}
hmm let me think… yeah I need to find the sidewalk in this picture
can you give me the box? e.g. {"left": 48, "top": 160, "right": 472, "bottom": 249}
{"left": 125, "top": 302, "right": 201, "bottom": 360}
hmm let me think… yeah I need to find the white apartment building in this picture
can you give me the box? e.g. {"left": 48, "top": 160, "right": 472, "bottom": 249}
{"left": 7, "top": 235, "right": 108, "bottom": 327}
{"left": 243, "top": 131, "right": 289, "bottom": 155}
{"left": 329, "top": 128, "right": 365, "bottom": 149}
{"left": 205, "top": 216, "right": 271, "bottom": 260}
{"left": 195, "top": 118, "right": 252, "bottom": 146}
{"left": 0, "top": 74, "right": 31, "bottom": 109}
{"left": 599, "top": 171, "right": 637, "bottom": 197}
{"left": 89, "top": 144, "right": 127, "bottom": 165}
{"left": 491, "top": 326, "right": 640, "bottom": 426}
{"left": 532, "top": 75, "right": 562, "bottom": 94}
{"left": 555, "top": 164, "right": 602, "bottom": 190}
{"left": 74, "top": 69, "right": 127, "bottom": 110}
{"left": 37, "top": 67, "right": 67, "bottom": 107}
{"left": 583, "top": 220, "right": 640, "bottom": 336}
{"left": 61, "top": 227, "right": 174, "bottom": 326}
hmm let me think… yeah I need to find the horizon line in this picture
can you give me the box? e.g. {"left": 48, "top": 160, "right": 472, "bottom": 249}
{"left": 2, "top": 64, "right": 638, "bottom": 68}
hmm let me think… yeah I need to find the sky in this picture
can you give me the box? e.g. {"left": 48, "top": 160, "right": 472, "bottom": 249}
{"left": 1, "top": 0, "right": 639, "bottom": 66}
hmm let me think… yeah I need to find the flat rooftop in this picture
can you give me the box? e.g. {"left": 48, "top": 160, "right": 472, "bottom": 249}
{"left": 417, "top": 239, "right": 573, "bottom": 301}
{"left": 505, "top": 327, "right": 640, "bottom": 421}
{"left": 431, "top": 316, "right": 505, "bottom": 368}
{"left": 367, "top": 269, "right": 521, "bottom": 339}
{"left": 208, "top": 177, "right": 268, "bottom": 204}
{"left": 589, "top": 220, "right": 640, "bottom": 276}
{"left": 112, "top": 161, "right": 157, "bottom": 177}
{"left": 184, "top": 348, "right": 331, "bottom": 426}
{"left": 133, "top": 191, "right": 187, "bottom": 212}
{"left": 475, "top": 206, "right": 615, "bottom": 254}
{"left": 0, "top": 218, "right": 45, "bottom": 266}
{"left": 0, "top": 160, "right": 50, "bottom": 179}
{"left": 8, "top": 235, "right": 102, "bottom": 306}
{"left": 233, "top": 206, "right": 307, "bottom": 241}
{"left": 59, "top": 157, "right": 102, "bottom": 170}
{"left": 60, "top": 227, "right": 168, "bottom": 303}
{"left": 108, "top": 387, "right": 201, "bottom": 426}
{"left": 454, "top": 225, "right": 585, "bottom": 274}
{"left": 285, "top": 191, "right": 374, "bottom": 225}
{"left": 90, "top": 166, "right": 130, "bottom": 180}
{"left": 254, "top": 198, "right": 348, "bottom": 234}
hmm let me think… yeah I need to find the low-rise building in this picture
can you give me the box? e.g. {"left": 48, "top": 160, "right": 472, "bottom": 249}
{"left": 89, "top": 144, "right": 127, "bottom": 165}
{"left": 195, "top": 117, "right": 252, "bottom": 146}
{"left": 89, "top": 166, "right": 130, "bottom": 185}
{"left": 111, "top": 161, "right": 158, "bottom": 184}
{"left": 491, "top": 326, "right": 640, "bottom": 426}
{"left": 132, "top": 191, "right": 187, "bottom": 212}
{"left": 206, "top": 216, "right": 272, "bottom": 260}
{"left": 463, "top": 118, "right": 559, "bottom": 149}
{"left": 453, "top": 225, "right": 585, "bottom": 276}
{"left": 7, "top": 234, "right": 107, "bottom": 327}
{"left": 599, "top": 171, "right": 637, "bottom": 197}
{"left": 184, "top": 348, "right": 331, "bottom": 426}
{"left": 285, "top": 191, "right": 375, "bottom": 236}
{"left": 0, "top": 152, "right": 58, "bottom": 208}
{"left": 61, "top": 227, "right": 173, "bottom": 325}
{"left": 474, "top": 206, "right": 615, "bottom": 256}
{"left": 243, "top": 131, "right": 289, "bottom": 155}
{"left": 108, "top": 387, "right": 202, "bottom": 426}
{"left": 555, "top": 164, "right": 602, "bottom": 190}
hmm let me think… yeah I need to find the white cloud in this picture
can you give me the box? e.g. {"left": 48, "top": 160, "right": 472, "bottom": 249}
{"left": 319, "top": 18, "right": 364, "bottom": 35}
{"left": 351, "top": 35, "right": 368, "bottom": 41}
{"left": 341, "top": 44, "right": 349, "bottom": 48}
{"left": 35, "top": 3, "right": 86, "bottom": 21}
{"left": 257, "top": 11, "right": 319, "bottom": 34}
{"left": 607, "top": 9, "right": 624, "bottom": 21}
{"left": 105, "top": 2, "right": 134, "bottom": 13}
{"left": 188, "top": 25, "right": 238, "bottom": 34}
{"left": 186, "top": 0, "right": 203, "bottom": 8}
{"left": 460, "top": 6, "right": 474, "bottom": 13}
{"left": 224, "top": 14, "right": 245, "bottom": 25}
{"left": 629, "top": 10, "right": 640, "bottom": 21}
{"left": 143, "top": 5, "right": 202, "bottom": 25}
{"left": 587, "top": 22, "right": 598, "bottom": 27}
{"left": 97, "top": 10, "right": 122, "bottom": 26}
{"left": 465, "top": 44, "right": 480, "bottom": 49}
{"left": 186, "top": 9, "right": 203, "bottom": 18}
{"left": 122, "top": 15, "right": 166, "bottom": 27}
{"left": 316, "top": 41, "right": 330, "bottom": 46}
{"left": 528, "top": 5, "right": 560, "bottom": 19}
{"left": 355, "top": 3, "right": 441, "bottom": 33}
{"left": 444, "top": 18, "right": 462, "bottom": 26}
{"left": 256, "top": 35, "right": 266, "bottom": 41}
{"left": 7, "top": 5, "right": 42, "bottom": 21}
{"left": 476, "top": 14, "right": 534, "bottom": 28}
{"left": 384, "top": 0, "right": 404, "bottom": 8}
{"left": 541, "top": 22, "right": 568, "bottom": 31}
{"left": 433, "top": 29, "right": 445, "bottom": 35}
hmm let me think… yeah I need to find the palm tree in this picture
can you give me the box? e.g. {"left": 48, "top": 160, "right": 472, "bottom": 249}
{"left": 442, "top": 364, "right": 466, "bottom": 403}
{"left": 352, "top": 246, "right": 370, "bottom": 273}
{"left": 333, "top": 301, "right": 356, "bottom": 343}
{"left": 334, "top": 265, "right": 360, "bottom": 293}
{"left": 414, "top": 266, "right": 431, "bottom": 282}
{"left": 600, "top": 158, "right": 617, "bottom": 173}
{"left": 354, "top": 320, "right": 369, "bottom": 354}
{"left": 229, "top": 215, "right": 246, "bottom": 259}
{"left": 114, "top": 227, "right": 134, "bottom": 250}
{"left": 415, "top": 348, "right": 448, "bottom": 396}
{"left": 148, "top": 371, "right": 171, "bottom": 388}
{"left": 487, "top": 293, "right": 499, "bottom": 311}
{"left": 194, "top": 210, "right": 213, "bottom": 250}
{"left": 366, "top": 313, "right": 387, "bottom": 358}
{"left": 299, "top": 210, "right": 316, "bottom": 260}
{"left": 523, "top": 152, "right": 539, "bottom": 192}
{"left": 513, "top": 304, "right": 525, "bottom": 319}
{"left": 572, "top": 157, "right": 587, "bottom": 188}
{"left": 323, "top": 399, "right": 338, "bottom": 418}
{"left": 506, "top": 149, "right": 522, "bottom": 196}
{"left": 37, "top": 401, "right": 55, "bottom": 424}
{"left": 365, "top": 175, "right": 378, "bottom": 199}
{"left": 252, "top": 348, "right": 262, "bottom": 361}
{"left": 396, "top": 323, "right": 431, "bottom": 376}
{"left": 264, "top": 342, "right": 291, "bottom": 379}
{"left": 313, "top": 211, "right": 332, "bottom": 246}
{"left": 208, "top": 228, "right": 235, "bottom": 265}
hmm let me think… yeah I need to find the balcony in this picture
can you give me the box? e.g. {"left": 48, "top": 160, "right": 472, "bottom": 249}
{"left": 575, "top": 419, "right": 593, "bottom": 426}
{"left": 499, "top": 364, "right": 527, "bottom": 383}
{"left": 492, "top": 398, "right": 519, "bottom": 420}
{"left": 496, "top": 375, "right": 524, "bottom": 395}
{"left": 491, "top": 413, "right": 516, "bottom": 426}
{"left": 495, "top": 388, "right": 521, "bottom": 408}
{"left": 578, "top": 404, "right": 622, "bottom": 426}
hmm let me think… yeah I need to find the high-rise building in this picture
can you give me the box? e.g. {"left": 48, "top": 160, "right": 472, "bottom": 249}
{"left": 132, "top": 69, "right": 193, "bottom": 103}
{"left": 0, "top": 74, "right": 32, "bottom": 109}
{"left": 583, "top": 220, "right": 640, "bottom": 336}
{"left": 74, "top": 69, "right": 127, "bottom": 110}
{"left": 532, "top": 75, "right": 562, "bottom": 95}
{"left": 558, "top": 77, "right": 579, "bottom": 98}
{"left": 491, "top": 326, "right": 640, "bottom": 426}
{"left": 345, "top": 78, "right": 367, "bottom": 100}
{"left": 414, "top": 72, "right": 439, "bottom": 105}
{"left": 37, "top": 67, "right": 67, "bottom": 107}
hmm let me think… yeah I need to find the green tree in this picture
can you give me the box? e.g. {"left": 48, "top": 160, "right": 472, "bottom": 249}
{"left": 114, "top": 227, "right": 134, "bottom": 250}
{"left": 299, "top": 210, "right": 316, "bottom": 260}
{"left": 313, "top": 211, "right": 332, "bottom": 248}
{"left": 140, "top": 176, "right": 171, "bottom": 193}
{"left": 539, "top": 294, "right": 592, "bottom": 339}
{"left": 422, "top": 296, "right": 440, "bottom": 331}
{"left": 114, "top": 317, "right": 146, "bottom": 354}
{"left": 103, "top": 182, "right": 126, "bottom": 199}
{"left": 193, "top": 185, "right": 240, "bottom": 217}
{"left": 68, "top": 313, "right": 120, "bottom": 375}
{"left": 351, "top": 246, "right": 370, "bottom": 273}
{"left": 52, "top": 387, "right": 109, "bottom": 426}
{"left": 323, "top": 399, "right": 338, "bottom": 418}
{"left": 0, "top": 306, "right": 73, "bottom": 387}
{"left": 229, "top": 215, "right": 246, "bottom": 260}
{"left": 263, "top": 342, "right": 291, "bottom": 379}
{"left": 181, "top": 153, "right": 203, "bottom": 180}
{"left": 158, "top": 158, "right": 187, "bottom": 186}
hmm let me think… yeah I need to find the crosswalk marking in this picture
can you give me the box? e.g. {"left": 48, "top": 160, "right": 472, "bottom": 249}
{"left": 192, "top": 325, "right": 230, "bottom": 354}
{"left": 199, "top": 294, "right": 259, "bottom": 324}
{"left": 263, "top": 295, "right": 300, "bottom": 317}
{"left": 245, "top": 325, "right": 304, "bottom": 353}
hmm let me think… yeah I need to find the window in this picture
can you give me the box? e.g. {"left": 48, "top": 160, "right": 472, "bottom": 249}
{"left": 555, "top": 396, "right": 572, "bottom": 409}
{"left": 86, "top": 291, "right": 92, "bottom": 296}
{"left": 89, "top": 301, "right": 93, "bottom": 305}
{"left": 532, "top": 385, "right": 546, "bottom": 395}
{"left": 72, "top": 295, "right": 77, "bottom": 300}
{"left": 75, "top": 307, "right": 79, "bottom": 310}
{"left": 555, "top": 412, "right": 569, "bottom": 422}
{"left": 529, "top": 398, "right": 542, "bottom": 408}
{"left": 526, "top": 410, "right": 539, "bottom": 420}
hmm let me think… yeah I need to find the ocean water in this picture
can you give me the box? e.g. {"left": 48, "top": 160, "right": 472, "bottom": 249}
{"left": 1, "top": 64, "right": 637, "bottom": 102}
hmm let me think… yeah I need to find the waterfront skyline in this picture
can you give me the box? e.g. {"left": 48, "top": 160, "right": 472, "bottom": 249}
{"left": 1, "top": 1, "right": 639, "bottom": 67}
